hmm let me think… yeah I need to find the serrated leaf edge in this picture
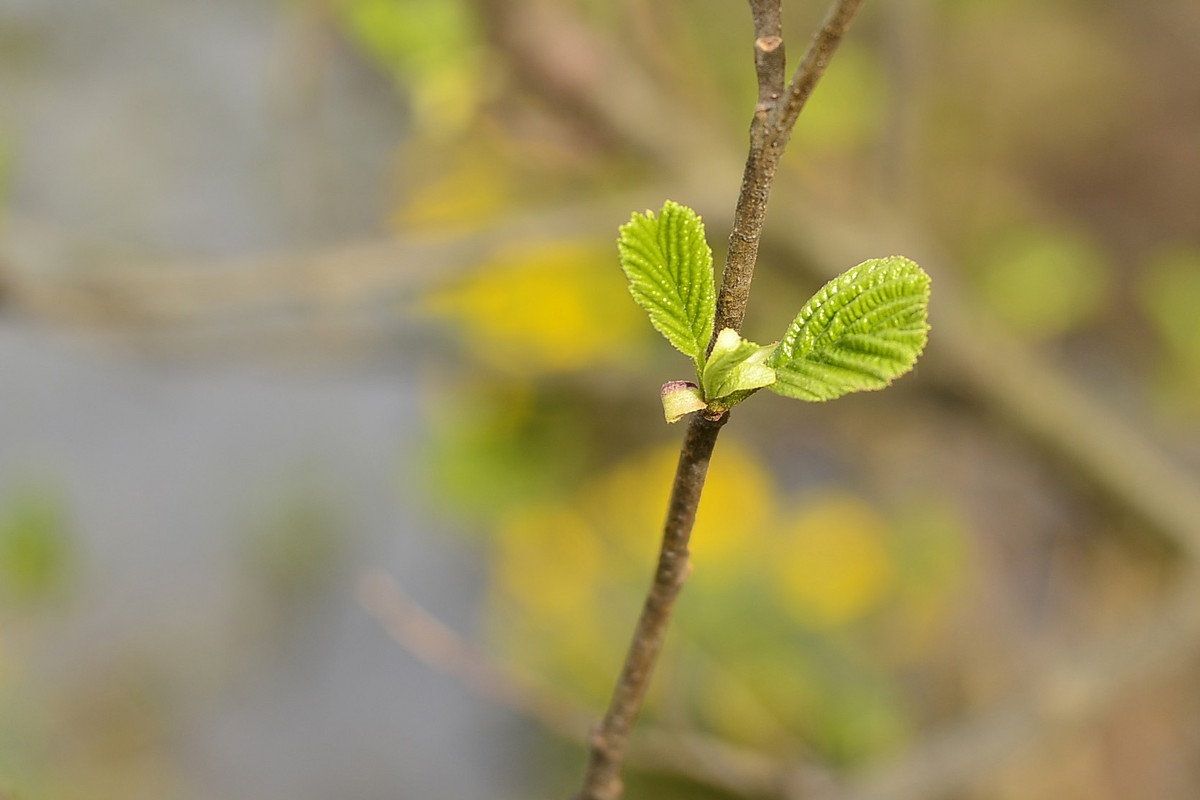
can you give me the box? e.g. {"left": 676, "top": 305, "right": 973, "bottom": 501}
{"left": 768, "top": 256, "right": 931, "bottom": 402}
{"left": 617, "top": 201, "right": 716, "bottom": 371}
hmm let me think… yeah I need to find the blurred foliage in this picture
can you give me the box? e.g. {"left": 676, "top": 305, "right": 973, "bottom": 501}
{"left": 426, "top": 389, "right": 971, "bottom": 761}
{"left": 391, "top": 141, "right": 515, "bottom": 232}
{"left": 1137, "top": 244, "right": 1200, "bottom": 419}
{"left": 419, "top": 381, "right": 593, "bottom": 522}
{"left": 338, "top": 0, "right": 486, "bottom": 135}
{"left": 0, "top": 481, "right": 73, "bottom": 603}
{"left": 1139, "top": 245, "right": 1200, "bottom": 363}
{"left": 771, "top": 493, "right": 894, "bottom": 629}
{"left": 4, "top": 0, "right": 1199, "bottom": 796}
{"left": 395, "top": 0, "right": 1197, "bottom": 787}
{"left": 790, "top": 42, "right": 888, "bottom": 158}
{"left": 1, "top": 652, "right": 186, "bottom": 800}
{"left": 969, "top": 225, "right": 1113, "bottom": 340}
{"left": 423, "top": 239, "right": 648, "bottom": 375}
{"left": 387, "top": 122, "right": 644, "bottom": 237}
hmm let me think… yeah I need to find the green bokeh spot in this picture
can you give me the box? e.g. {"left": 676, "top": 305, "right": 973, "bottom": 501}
{"left": 1138, "top": 244, "right": 1200, "bottom": 365}
{"left": 0, "top": 483, "right": 72, "bottom": 601}
{"left": 974, "top": 226, "right": 1112, "bottom": 339}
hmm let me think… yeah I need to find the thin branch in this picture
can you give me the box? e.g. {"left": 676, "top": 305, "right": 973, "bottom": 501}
{"left": 768, "top": 0, "right": 866, "bottom": 143}
{"left": 576, "top": 412, "right": 727, "bottom": 800}
{"left": 577, "top": 2, "right": 869, "bottom": 798}
{"left": 749, "top": 1, "right": 786, "bottom": 124}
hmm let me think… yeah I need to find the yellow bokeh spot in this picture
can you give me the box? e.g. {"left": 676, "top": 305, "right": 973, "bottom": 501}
{"left": 694, "top": 659, "right": 807, "bottom": 748}
{"left": 583, "top": 440, "right": 776, "bottom": 575}
{"left": 486, "top": 503, "right": 627, "bottom": 705}
{"left": 771, "top": 493, "right": 894, "bottom": 629}
{"left": 423, "top": 240, "right": 645, "bottom": 375}
{"left": 491, "top": 504, "right": 606, "bottom": 620}
{"left": 391, "top": 148, "right": 513, "bottom": 233}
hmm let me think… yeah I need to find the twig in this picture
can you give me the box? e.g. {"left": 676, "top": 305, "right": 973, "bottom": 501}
{"left": 767, "top": 0, "right": 866, "bottom": 147}
{"left": 749, "top": 1, "right": 786, "bottom": 123}
{"left": 576, "top": 413, "right": 727, "bottom": 800}
{"left": 713, "top": 0, "right": 865, "bottom": 341}
{"left": 576, "top": 3, "right": 869, "bottom": 798}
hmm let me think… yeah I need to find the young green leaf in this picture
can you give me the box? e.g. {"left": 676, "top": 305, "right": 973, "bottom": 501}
{"left": 618, "top": 201, "right": 716, "bottom": 371}
{"left": 768, "top": 256, "right": 930, "bottom": 402}
{"left": 701, "top": 328, "right": 776, "bottom": 401}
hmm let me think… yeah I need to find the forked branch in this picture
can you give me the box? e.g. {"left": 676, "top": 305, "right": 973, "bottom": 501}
{"left": 575, "top": 2, "right": 870, "bottom": 798}
{"left": 714, "top": 0, "right": 867, "bottom": 342}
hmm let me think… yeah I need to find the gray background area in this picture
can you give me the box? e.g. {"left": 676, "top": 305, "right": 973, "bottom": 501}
{"left": 1, "top": 0, "right": 525, "bottom": 796}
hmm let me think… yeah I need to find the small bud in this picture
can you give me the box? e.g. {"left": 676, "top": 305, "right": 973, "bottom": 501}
{"left": 661, "top": 381, "right": 706, "bottom": 424}
{"left": 702, "top": 329, "right": 777, "bottom": 403}
{"left": 711, "top": 328, "right": 743, "bottom": 358}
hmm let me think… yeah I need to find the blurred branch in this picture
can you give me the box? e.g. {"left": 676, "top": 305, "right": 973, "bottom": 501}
{"left": 356, "top": 569, "right": 835, "bottom": 799}
{"left": 357, "top": 569, "right": 588, "bottom": 740}
{"left": 878, "top": 0, "right": 931, "bottom": 200}
{"left": 758, "top": 189, "right": 1200, "bottom": 553}
{"left": 0, "top": 206, "right": 611, "bottom": 327}
{"left": 469, "top": 0, "right": 728, "bottom": 174}
{"left": 0, "top": 197, "right": 650, "bottom": 360}
{"left": 361, "top": 564, "right": 1200, "bottom": 800}
{"left": 829, "top": 574, "right": 1200, "bottom": 800}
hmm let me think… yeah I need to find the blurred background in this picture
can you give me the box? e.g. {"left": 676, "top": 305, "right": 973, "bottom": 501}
{"left": 1, "top": 0, "right": 1199, "bottom": 798}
